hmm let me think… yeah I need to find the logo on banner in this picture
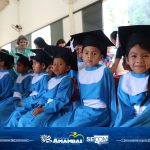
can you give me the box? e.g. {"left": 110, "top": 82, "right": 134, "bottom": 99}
{"left": 40, "top": 135, "right": 52, "bottom": 143}
{"left": 40, "top": 132, "right": 84, "bottom": 144}
{"left": 87, "top": 135, "right": 109, "bottom": 144}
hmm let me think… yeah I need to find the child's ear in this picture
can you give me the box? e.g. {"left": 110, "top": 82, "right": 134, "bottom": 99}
{"left": 99, "top": 55, "right": 103, "bottom": 61}
{"left": 66, "top": 66, "right": 71, "bottom": 72}
{"left": 42, "top": 63, "right": 46, "bottom": 70}
{"left": 126, "top": 56, "right": 130, "bottom": 65}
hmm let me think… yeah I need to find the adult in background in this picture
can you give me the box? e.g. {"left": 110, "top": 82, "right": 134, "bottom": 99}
{"left": 10, "top": 35, "right": 33, "bottom": 64}
{"left": 34, "top": 37, "right": 49, "bottom": 49}
{"left": 56, "top": 39, "right": 66, "bottom": 47}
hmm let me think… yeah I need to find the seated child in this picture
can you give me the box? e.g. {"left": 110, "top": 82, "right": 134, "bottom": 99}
{"left": 51, "top": 30, "right": 117, "bottom": 127}
{"left": 0, "top": 51, "right": 15, "bottom": 126}
{"left": 114, "top": 25, "right": 150, "bottom": 127}
{"left": 6, "top": 49, "right": 51, "bottom": 127}
{"left": 18, "top": 46, "right": 76, "bottom": 127}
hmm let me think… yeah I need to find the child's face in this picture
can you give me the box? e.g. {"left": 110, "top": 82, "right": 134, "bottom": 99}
{"left": 52, "top": 58, "right": 70, "bottom": 76}
{"left": 126, "top": 44, "right": 150, "bottom": 74}
{"left": 32, "top": 60, "right": 45, "bottom": 73}
{"left": 82, "top": 46, "right": 102, "bottom": 67}
{"left": 16, "top": 62, "right": 28, "bottom": 74}
{"left": 58, "top": 43, "right": 65, "bottom": 47}
{"left": 75, "top": 45, "right": 83, "bottom": 59}
{"left": 46, "top": 64, "right": 53, "bottom": 75}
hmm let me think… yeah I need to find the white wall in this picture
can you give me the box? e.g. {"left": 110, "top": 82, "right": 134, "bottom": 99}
{"left": 73, "top": 0, "right": 98, "bottom": 11}
{"left": 0, "top": 0, "right": 19, "bottom": 46}
{"left": 0, "top": 0, "right": 98, "bottom": 47}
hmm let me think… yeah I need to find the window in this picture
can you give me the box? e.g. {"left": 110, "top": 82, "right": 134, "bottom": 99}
{"left": 1, "top": 43, "right": 11, "bottom": 52}
{"left": 51, "top": 20, "right": 63, "bottom": 45}
{"left": 82, "top": 2, "right": 102, "bottom": 32}
{"left": 103, "top": 0, "right": 128, "bottom": 37}
{"left": 31, "top": 25, "right": 51, "bottom": 49}
{"left": 128, "top": 0, "right": 150, "bottom": 25}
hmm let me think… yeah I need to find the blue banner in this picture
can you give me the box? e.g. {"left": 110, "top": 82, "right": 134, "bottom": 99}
{"left": 0, "top": 128, "right": 150, "bottom": 150}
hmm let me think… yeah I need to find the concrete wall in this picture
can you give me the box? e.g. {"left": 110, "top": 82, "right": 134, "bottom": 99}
{"left": 0, "top": 0, "right": 98, "bottom": 46}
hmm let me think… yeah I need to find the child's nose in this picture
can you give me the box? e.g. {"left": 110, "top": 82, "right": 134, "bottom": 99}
{"left": 88, "top": 53, "right": 92, "bottom": 58}
{"left": 137, "top": 57, "right": 144, "bottom": 63}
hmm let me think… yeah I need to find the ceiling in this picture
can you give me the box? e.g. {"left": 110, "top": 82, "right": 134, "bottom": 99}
{"left": 0, "top": 0, "right": 9, "bottom": 12}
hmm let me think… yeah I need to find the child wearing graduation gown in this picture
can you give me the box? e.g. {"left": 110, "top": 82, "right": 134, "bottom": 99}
{"left": 0, "top": 51, "right": 15, "bottom": 126}
{"left": 1, "top": 49, "right": 18, "bottom": 81}
{"left": 12, "top": 53, "right": 33, "bottom": 99}
{"left": 6, "top": 50, "right": 51, "bottom": 127}
{"left": 114, "top": 25, "right": 150, "bottom": 127}
{"left": 18, "top": 46, "right": 76, "bottom": 127}
{"left": 66, "top": 38, "right": 85, "bottom": 70}
{"left": 5, "top": 53, "right": 33, "bottom": 126}
{"left": 51, "top": 30, "right": 117, "bottom": 127}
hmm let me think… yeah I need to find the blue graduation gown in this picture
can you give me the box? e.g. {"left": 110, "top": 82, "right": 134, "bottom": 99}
{"left": 77, "top": 58, "right": 85, "bottom": 70}
{"left": 6, "top": 72, "right": 49, "bottom": 127}
{"left": 3, "top": 72, "right": 33, "bottom": 126}
{"left": 9, "top": 68, "right": 18, "bottom": 81}
{"left": 12, "top": 72, "right": 33, "bottom": 99}
{"left": 114, "top": 71, "right": 150, "bottom": 127}
{"left": 18, "top": 74, "right": 74, "bottom": 127}
{"left": 21, "top": 73, "right": 49, "bottom": 109}
{"left": 0, "top": 70, "right": 14, "bottom": 126}
{"left": 51, "top": 65, "right": 117, "bottom": 127}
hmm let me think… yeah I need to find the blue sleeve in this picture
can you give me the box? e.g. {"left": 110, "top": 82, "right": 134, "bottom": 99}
{"left": 104, "top": 67, "right": 117, "bottom": 126}
{"left": 0, "top": 74, "right": 14, "bottom": 100}
{"left": 114, "top": 76, "right": 135, "bottom": 127}
{"left": 23, "top": 75, "right": 49, "bottom": 109}
{"left": 21, "top": 76, "right": 33, "bottom": 98}
{"left": 37, "top": 95, "right": 48, "bottom": 106}
{"left": 13, "top": 75, "right": 32, "bottom": 99}
{"left": 43, "top": 77, "right": 73, "bottom": 114}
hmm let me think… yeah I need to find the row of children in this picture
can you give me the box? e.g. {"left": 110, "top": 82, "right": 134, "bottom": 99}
{"left": 0, "top": 25, "right": 150, "bottom": 127}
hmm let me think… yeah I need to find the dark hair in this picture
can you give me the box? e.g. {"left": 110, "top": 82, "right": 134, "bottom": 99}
{"left": 17, "top": 58, "right": 31, "bottom": 69}
{"left": 33, "top": 58, "right": 50, "bottom": 70}
{"left": 125, "top": 33, "right": 150, "bottom": 57}
{"left": 122, "top": 56, "right": 131, "bottom": 71}
{"left": 34, "top": 37, "right": 48, "bottom": 48}
{"left": 126, "top": 33, "right": 150, "bottom": 107}
{"left": 53, "top": 54, "right": 70, "bottom": 66}
{"left": 17, "top": 35, "right": 28, "bottom": 45}
{"left": 0, "top": 50, "right": 14, "bottom": 69}
{"left": 110, "top": 31, "right": 117, "bottom": 40}
{"left": 56, "top": 39, "right": 66, "bottom": 46}
{"left": 0, "top": 57, "right": 13, "bottom": 69}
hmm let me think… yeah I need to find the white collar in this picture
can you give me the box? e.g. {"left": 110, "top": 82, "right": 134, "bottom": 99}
{"left": 48, "top": 75, "right": 67, "bottom": 90}
{"left": 0, "top": 71, "right": 9, "bottom": 79}
{"left": 32, "top": 73, "right": 47, "bottom": 84}
{"left": 122, "top": 72, "right": 149, "bottom": 96}
{"left": 78, "top": 65, "right": 105, "bottom": 84}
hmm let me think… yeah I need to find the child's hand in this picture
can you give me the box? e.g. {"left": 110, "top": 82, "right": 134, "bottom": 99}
{"left": 32, "top": 105, "right": 44, "bottom": 116}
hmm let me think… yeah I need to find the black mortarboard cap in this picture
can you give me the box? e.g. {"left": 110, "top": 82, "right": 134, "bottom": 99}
{"left": 118, "top": 25, "right": 150, "bottom": 56}
{"left": 30, "top": 49, "right": 52, "bottom": 66}
{"left": 65, "top": 37, "right": 81, "bottom": 47}
{"left": 71, "top": 30, "right": 114, "bottom": 58}
{"left": 1, "top": 49, "right": 9, "bottom": 54}
{"left": 44, "top": 45, "right": 78, "bottom": 71}
{"left": 15, "top": 53, "right": 30, "bottom": 67}
{"left": 0, "top": 50, "right": 14, "bottom": 64}
{"left": 65, "top": 37, "right": 82, "bottom": 52}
